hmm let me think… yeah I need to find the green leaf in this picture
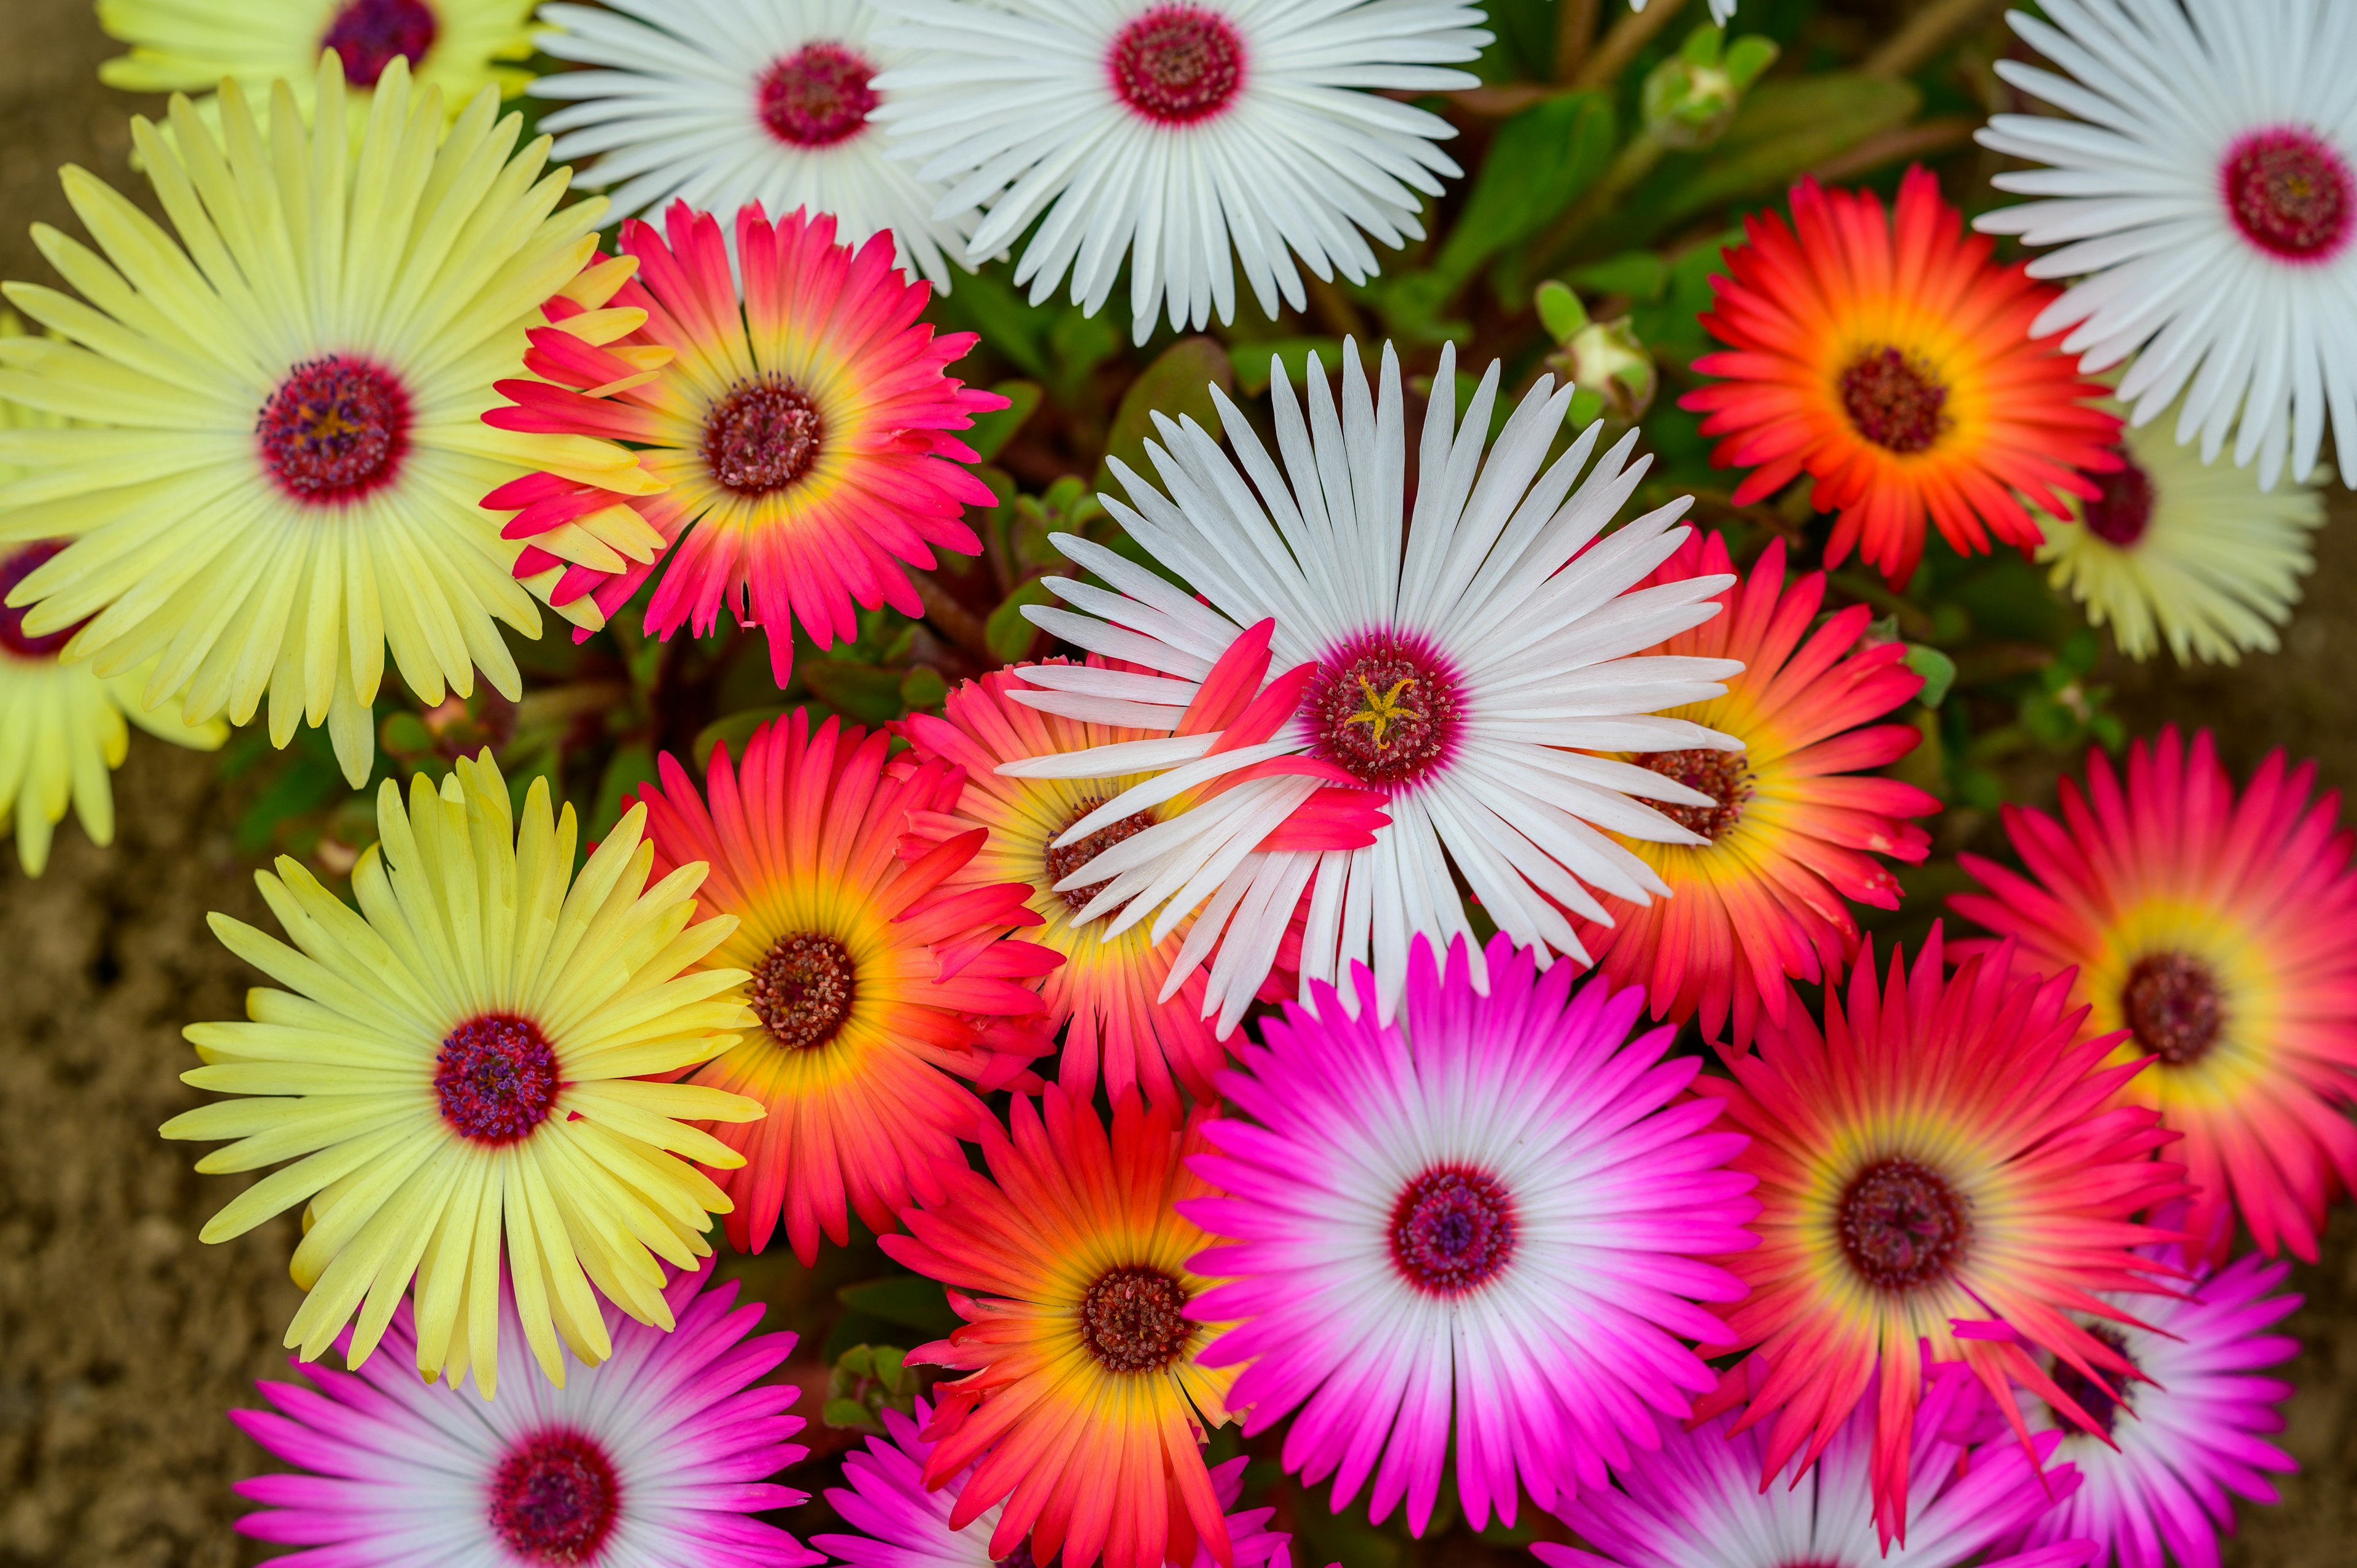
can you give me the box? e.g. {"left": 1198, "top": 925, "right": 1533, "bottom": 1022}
{"left": 1094, "top": 336, "right": 1232, "bottom": 492}
{"left": 801, "top": 658, "right": 908, "bottom": 725}
{"left": 1049, "top": 306, "right": 1123, "bottom": 403}
{"left": 934, "top": 268, "right": 1055, "bottom": 380}
{"left": 1433, "top": 91, "right": 1616, "bottom": 285}
{"left": 822, "top": 1397, "right": 884, "bottom": 1432}
{"left": 1903, "top": 644, "right": 1957, "bottom": 708}
{"left": 1228, "top": 336, "right": 1345, "bottom": 396}
{"left": 1533, "top": 280, "right": 1587, "bottom": 344}
{"left": 899, "top": 665, "right": 949, "bottom": 711}
{"left": 587, "top": 743, "right": 658, "bottom": 843}
{"left": 1565, "top": 252, "right": 1669, "bottom": 302}
{"left": 838, "top": 1276, "right": 962, "bottom": 1336}
{"left": 962, "top": 380, "right": 1040, "bottom": 462}
{"left": 987, "top": 579, "right": 1058, "bottom": 665}
{"left": 1628, "top": 75, "right": 1921, "bottom": 236}
{"left": 693, "top": 705, "right": 786, "bottom": 771}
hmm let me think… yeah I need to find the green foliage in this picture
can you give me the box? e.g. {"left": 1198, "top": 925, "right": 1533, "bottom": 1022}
{"left": 824, "top": 1343, "right": 919, "bottom": 1433}
{"left": 1432, "top": 91, "right": 1615, "bottom": 287}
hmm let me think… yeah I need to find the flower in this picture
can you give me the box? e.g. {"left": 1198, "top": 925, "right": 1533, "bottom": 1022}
{"left": 98, "top": 1, "right": 535, "bottom": 123}
{"left": 228, "top": 1256, "right": 821, "bottom": 1568}
{"left": 2032, "top": 395, "right": 2326, "bottom": 666}
{"left": 816, "top": 1399, "right": 1293, "bottom": 1568}
{"left": 1184, "top": 933, "right": 1758, "bottom": 1534}
{"left": 1538, "top": 1365, "right": 2094, "bottom": 1568}
{"left": 1689, "top": 926, "right": 2185, "bottom": 1543}
{"left": 161, "top": 749, "right": 763, "bottom": 1396}
{"left": 1681, "top": 166, "right": 2121, "bottom": 587}
{"left": 2009, "top": 1245, "right": 2301, "bottom": 1568}
{"left": 1571, "top": 531, "right": 1939, "bottom": 1046}
{"left": 1951, "top": 726, "right": 2357, "bottom": 1265}
{"left": 869, "top": 0, "right": 1490, "bottom": 343}
{"left": 0, "top": 55, "right": 646, "bottom": 787}
{"left": 530, "top": 0, "right": 973, "bottom": 290}
{"left": 880, "top": 1088, "right": 1239, "bottom": 1568}
{"left": 635, "top": 709, "right": 1060, "bottom": 1263}
{"left": 1002, "top": 338, "right": 1742, "bottom": 1025}
{"left": 485, "top": 200, "right": 1002, "bottom": 684}
{"left": 1975, "top": 0, "right": 2357, "bottom": 492}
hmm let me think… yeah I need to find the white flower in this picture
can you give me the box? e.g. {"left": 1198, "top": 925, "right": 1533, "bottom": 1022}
{"left": 531, "top": 0, "right": 972, "bottom": 289}
{"left": 870, "top": 0, "right": 1489, "bottom": 343}
{"left": 1975, "top": 0, "right": 2357, "bottom": 489}
{"left": 1000, "top": 339, "right": 1739, "bottom": 1029}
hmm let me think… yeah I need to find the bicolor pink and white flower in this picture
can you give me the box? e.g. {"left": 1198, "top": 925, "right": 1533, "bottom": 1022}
{"left": 1183, "top": 933, "right": 1759, "bottom": 1534}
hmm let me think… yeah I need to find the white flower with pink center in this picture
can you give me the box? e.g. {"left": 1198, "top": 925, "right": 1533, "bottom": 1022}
{"left": 1975, "top": 0, "right": 2357, "bottom": 490}
{"left": 869, "top": 0, "right": 1489, "bottom": 342}
{"left": 999, "top": 339, "right": 1741, "bottom": 1027}
{"left": 530, "top": 0, "right": 973, "bottom": 289}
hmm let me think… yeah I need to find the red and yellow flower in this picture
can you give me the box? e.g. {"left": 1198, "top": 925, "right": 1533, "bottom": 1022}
{"left": 1574, "top": 531, "right": 1939, "bottom": 1046}
{"left": 1953, "top": 726, "right": 2357, "bottom": 1265}
{"left": 635, "top": 709, "right": 1059, "bottom": 1262}
{"left": 1681, "top": 165, "right": 2120, "bottom": 586}
{"left": 883, "top": 1088, "right": 1237, "bottom": 1568}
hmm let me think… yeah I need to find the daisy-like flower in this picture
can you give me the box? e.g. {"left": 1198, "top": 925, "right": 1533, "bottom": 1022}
{"left": 1975, "top": 0, "right": 2357, "bottom": 491}
{"left": 1001, "top": 339, "right": 1741, "bottom": 1026}
{"left": 530, "top": 0, "right": 973, "bottom": 290}
{"left": 1951, "top": 726, "right": 2357, "bottom": 1265}
{"left": 1571, "top": 531, "right": 1940, "bottom": 1047}
{"left": 1184, "top": 933, "right": 1758, "bottom": 1534}
{"left": 1690, "top": 925, "right": 2186, "bottom": 1544}
{"left": 2010, "top": 1244, "right": 2300, "bottom": 1568}
{"left": 2032, "top": 395, "right": 2326, "bottom": 666}
{"left": 881, "top": 1088, "right": 1239, "bottom": 1568}
{"left": 1681, "top": 166, "right": 2122, "bottom": 587}
{"left": 817, "top": 1399, "right": 1293, "bottom": 1568}
{"left": 161, "top": 749, "right": 764, "bottom": 1396}
{"left": 1538, "top": 1364, "right": 2095, "bottom": 1568}
{"left": 869, "top": 0, "right": 1490, "bottom": 344}
{"left": 230, "top": 1256, "right": 821, "bottom": 1568}
{"left": 486, "top": 200, "right": 1002, "bottom": 683}
{"left": 97, "top": 0, "right": 535, "bottom": 123}
{"left": 0, "top": 54, "right": 651, "bottom": 787}
{"left": 635, "top": 709, "right": 1060, "bottom": 1264}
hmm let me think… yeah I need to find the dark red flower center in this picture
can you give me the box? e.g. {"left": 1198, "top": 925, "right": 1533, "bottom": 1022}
{"left": 321, "top": 0, "right": 438, "bottom": 89}
{"left": 1390, "top": 1165, "right": 1515, "bottom": 1297}
{"left": 757, "top": 42, "right": 879, "bottom": 148}
{"left": 2223, "top": 127, "right": 2353, "bottom": 261}
{"left": 1306, "top": 632, "right": 1459, "bottom": 790}
{"left": 2080, "top": 448, "right": 2156, "bottom": 547}
{"left": 258, "top": 356, "right": 410, "bottom": 503}
{"left": 1044, "top": 798, "right": 1158, "bottom": 914}
{"left": 703, "top": 379, "right": 824, "bottom": 495}
{"left": 2046, "top": 1326, "right": 2134, "bottom": 1439}
{"left": 1080, "top": 1265, "right": 1192, "bottom": 1373}
{"left": 1635, "top": 747, "right": 1752, "bottom": 841}
{"left": 0, "top": 541, "right": 88, "bottom": 660}
{"left": 487, "top": 1430, "right": 619, "bottom": 1565}
{"left": 995, "top": 1544, "right": 1051, "bottom": 1568}
{"left": 1838, "top": 346, "right": 1951, "bottom": 455}
{"left": 435, "top": 1014, "right": 561, "bottom": 1145}
{"left": 1110, "top": 6, "right": 1245, "bottom": 125}
{"left": 2121, "top": 950, "right": 2223, "bottom": 1067}
{"left": 1838, "top": 1157, "right": 1968, "bottom": 1291}
{"left": 750, "top": 932, "right": 857, "bottom": 1049}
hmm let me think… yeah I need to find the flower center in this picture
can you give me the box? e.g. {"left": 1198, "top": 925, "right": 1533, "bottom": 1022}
{"left": 1838, "top": 346, "right": 1951, "bottom": 455}
{"left": 0, "top": 542, "right": 88, "bottom": 661}
{"left": 1305, "top": 632, "right": 1460, "bottom": 789}
{"left": 435, "top": 1014, "right": 561, "bottom": 1145}
{"left": 2223, "top": 127, "right": 2353, "bottom": 260}
{"left": 1389, "top": 1165, "right": 1515, "bottom": 1297}
{"left": 2121, "top": 951, "right": 2223, "bottom": 1067}
{"left": 996, "top": 1545, "right": 1050, "bottom": 1568}
{"left": 1079, "top": 1265, "right": 1191, "bottom": 1373}
{"left": 2046, "top": 1326, "right": 2134, "bottom": 1439}
{"left": 757, "top": 42, "right": 879, "bottom": 147}
{"left": 750, "top": 932, "right": 857, "bottom": 1049}
{"left": 257, "top": 356, "right": 410, "bottom": 503}
{"left": 320, "top": 0, "right": 438, "bottom": 90}
{"left": 1635, "top": 748, "right": 1752, "bottom": 841}
{"left": 2079, "top": 448, "right": 2156, "bottom": 547}
{"left": 703, "top": 379, "right": 824, "bottom": 495}
{"left": 1043, "top": 798, "right": 1158, "bottom": 914}
{"left": 1837, "top": 1157, "right": 1968, "bottom": 1291}
{"left": 1109, "top": 6, "right": 1245, "bottom": 125}
{"left": 487, "top": 1430, "right": 619, "bottom": 1566}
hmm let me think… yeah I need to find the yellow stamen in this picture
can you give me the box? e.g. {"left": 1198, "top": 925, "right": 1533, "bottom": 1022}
{"left": 1344, "top": 675, "right": 1424, "bottom": 749}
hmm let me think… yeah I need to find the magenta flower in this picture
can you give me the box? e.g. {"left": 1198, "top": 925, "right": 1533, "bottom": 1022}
{"left": 1182, "top": 933, "right": 1759, "bottom": 1535}
{"left": 228, "top": 1258, "right": 818, "bottom": 1568}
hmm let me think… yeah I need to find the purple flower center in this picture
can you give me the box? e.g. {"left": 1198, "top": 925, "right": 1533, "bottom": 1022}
{"left": 1109, "top": 7, "right": 1245, "bottom": 125}
{"left": 0, "top": 542, "right": 86, "bottom": 661}
{"left": 1838, "top": 346, "right": 1950, "bottom": 455}
{"left": 2223, "top": 126, "right": 2353, "bottom": 261}
{"left": 1390, "top": 1165, "right": 1515, "bottom": 1297}
{"left": 1635, "top": 747, "right": 1752, "bottom": 841}
{"left": 2121, "top": 950, "right": 2223, "bottom": 1067}
{"left": 757, "top": 42, "right": 879, "bottom": 148}
{"left": 703, "top": 379, "right": 824, "bottom": 495}
{"left": 257, "top": 356, "right": 410, "bottom": 504}
{"left": 1080, "top": 1265, "right": 1191, "bottom": 1373}
{"left": 1838, "top": 1157, "right": 1968, "bottom": 1291}
{"left": 1043, "top": 798, "right": 1158, "bottom": 914}
{"left": 321, "top": 0, "right": 438, "bottom": 89}
{"left": 1306, "top": 632, "right": 1460, "bottom": 790}
{"left": 2046, "top": 1326, "right": 2134, "bottom": 1439}
{"left": 2080, "top": 449, "right": 2156, "bottom": 547}
{"left": 749, "top": 932, "right": 857, "bottom": 1049}
{"left": 487, "top": 1430, "right": 619, "bottom": 1564}
{"left": 435, "top": 1014, "right": 561, "bottom": 1144}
